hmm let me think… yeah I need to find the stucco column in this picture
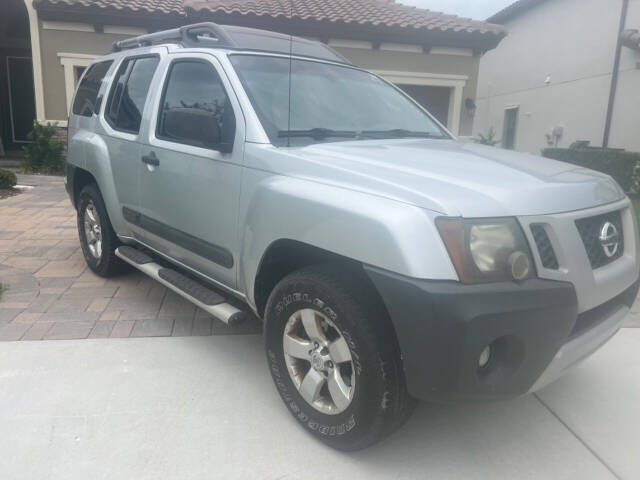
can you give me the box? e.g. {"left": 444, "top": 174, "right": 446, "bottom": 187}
{"left": 23, "top": 0, "right": 46, "bottom": 122}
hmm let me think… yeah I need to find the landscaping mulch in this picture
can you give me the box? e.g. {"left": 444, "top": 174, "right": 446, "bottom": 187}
{"left": 0, "top": 188, "right": 20, "bottom": 200}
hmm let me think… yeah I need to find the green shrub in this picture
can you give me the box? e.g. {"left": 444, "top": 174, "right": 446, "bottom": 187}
{"left": 542, "top": 147, "right": 640, "bottom": 192}
{"left": 22, "top": 121, "right": 65, "bottom": 174}
{"left": 0, "top": 168, "right": 17, "bottom": 189}
{"left": 473, "top": 127, "right": 500, "bottom": 146}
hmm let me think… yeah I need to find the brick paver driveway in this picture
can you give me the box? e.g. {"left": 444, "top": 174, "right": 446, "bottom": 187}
{"left": 1, "top": 173, "right": 639, "bottom": 341}
{"left": 0, "top": 174, "right": 261, "bottom": 341}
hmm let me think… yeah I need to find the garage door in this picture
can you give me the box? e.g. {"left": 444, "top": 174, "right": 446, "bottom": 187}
{"left": 396, "top": 84, "right": 450, "bottom": 128}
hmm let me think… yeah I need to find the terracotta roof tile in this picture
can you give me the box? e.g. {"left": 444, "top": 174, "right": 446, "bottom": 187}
{"left": 187, "top": 0, "right": 506, "bottom": 35}
{"left": 35, "top": 0, "right": 506, "bottom": 36}
{"left": 34, "top": 0, "right": 184, "bottom": 15}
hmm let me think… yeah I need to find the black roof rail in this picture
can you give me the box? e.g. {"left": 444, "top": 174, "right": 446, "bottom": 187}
{"left": 111, "top": 22, "right": 235, "bottom": 52}
{"left": 109, "top": 22, "right": 352, "bottom": 65}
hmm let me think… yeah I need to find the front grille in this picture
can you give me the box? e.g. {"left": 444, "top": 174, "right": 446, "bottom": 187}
{"left": 530, "top": 224, "right": 559, "bottom": 269}
{"left": 575, "top": 210, "right": 624, "bottom": 269}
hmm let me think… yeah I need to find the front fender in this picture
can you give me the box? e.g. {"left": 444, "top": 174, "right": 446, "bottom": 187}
{"left": 238, "top": 169, "right": 458, "bottom": 307}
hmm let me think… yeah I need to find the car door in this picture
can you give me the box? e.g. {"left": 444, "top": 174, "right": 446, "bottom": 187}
{"left": 97, "top": 51, "right": 162, "bottom": 237}
{"left": 137, "top": 52, "right": 245, "bottom": 289}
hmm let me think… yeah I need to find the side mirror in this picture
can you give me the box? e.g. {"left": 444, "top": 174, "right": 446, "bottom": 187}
{"left": 162, "top": 107, "right": 232, "bottom": 152}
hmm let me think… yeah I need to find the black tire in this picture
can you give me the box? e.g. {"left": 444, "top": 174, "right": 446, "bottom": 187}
{"left": 77, "top": 183, "right": 127, "bottom": 277}
{"left": 265, "top": 264, "right": 416, "bottom": 451}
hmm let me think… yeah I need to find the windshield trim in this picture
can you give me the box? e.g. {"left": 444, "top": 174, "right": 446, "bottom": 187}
{"left": 228, "top": 53, "right": 453, "bottom": 146}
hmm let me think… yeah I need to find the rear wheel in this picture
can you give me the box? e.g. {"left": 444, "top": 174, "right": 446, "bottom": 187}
{"left": 77, "top": 183, "right": 126, "bottom": 277}
{"left": 265, "top": 265, "right": 415, "bottom": 450}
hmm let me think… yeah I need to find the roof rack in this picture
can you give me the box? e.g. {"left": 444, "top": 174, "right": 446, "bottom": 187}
{"left": 111, "top": 22, "right": 235, "bottom": 52}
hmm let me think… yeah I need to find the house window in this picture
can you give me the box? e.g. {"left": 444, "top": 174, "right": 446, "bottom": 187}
{"left": 503, "top": 106, "right": 519, "bottom": 150}
{"left": 57, "top": 52, "right": 99, "bottom": 114}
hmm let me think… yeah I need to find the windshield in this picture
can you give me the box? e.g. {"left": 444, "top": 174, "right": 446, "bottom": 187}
{"left": 229, "top": 54, "right": 449, "bottom": 146}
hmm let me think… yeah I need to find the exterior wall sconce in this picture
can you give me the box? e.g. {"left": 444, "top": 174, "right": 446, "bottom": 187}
{"left": 465, "top": 98, "right": 477, "bottom": 116}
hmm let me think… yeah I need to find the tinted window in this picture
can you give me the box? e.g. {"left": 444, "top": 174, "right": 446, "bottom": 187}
{"left": 157, "top": 61, "right": 235, "bottom": 149}
{"left": 72, "top": 61, "right": 112, "bottom": 117}
{"left": 106, "top": 56, "right": 159, "bottom": 133}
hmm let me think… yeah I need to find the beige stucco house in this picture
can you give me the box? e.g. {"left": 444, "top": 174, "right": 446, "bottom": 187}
{"left": 0, "top": 0, "right": 507, "bottom": 155}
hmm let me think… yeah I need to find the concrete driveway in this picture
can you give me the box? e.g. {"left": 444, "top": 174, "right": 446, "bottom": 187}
{"left": 0, "top": 330, "right": 639, "bottom": 479}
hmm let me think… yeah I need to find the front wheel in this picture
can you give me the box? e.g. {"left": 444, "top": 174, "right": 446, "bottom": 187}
{"left": 265, "top": 265, "right": 415, "bottom": 451}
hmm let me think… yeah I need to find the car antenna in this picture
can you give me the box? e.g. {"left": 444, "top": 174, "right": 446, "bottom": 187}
{"left": 287, "top": 0, "right": 293, "bottom": 148}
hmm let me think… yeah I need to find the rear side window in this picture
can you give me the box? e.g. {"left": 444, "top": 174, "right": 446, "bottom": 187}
{"left": 156, "top": 60, "right": 235, "bottom": 149}
{"left": 72, "top": 60, "right": 113, "bottom": 117}
{"left": 106, "top": 56, "right": 159, "bottom": 134}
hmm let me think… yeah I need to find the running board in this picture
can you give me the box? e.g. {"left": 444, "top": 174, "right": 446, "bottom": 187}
{"left": 115, "top": 246, "right": 245, "bottom": 326}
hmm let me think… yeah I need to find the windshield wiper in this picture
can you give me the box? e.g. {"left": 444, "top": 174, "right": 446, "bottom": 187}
{"left": 277, "top": 127, "right": 447, "bottom": 142}
{"left": 278, "top": 128, "right": 358, "bottom": 141}
{"left": 360, "top": 129, "right": 447, "bottom": 139}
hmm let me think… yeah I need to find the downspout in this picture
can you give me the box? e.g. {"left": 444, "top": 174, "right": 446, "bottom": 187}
{"left": 602, "top": 0, "right": 629, "bottom": 148}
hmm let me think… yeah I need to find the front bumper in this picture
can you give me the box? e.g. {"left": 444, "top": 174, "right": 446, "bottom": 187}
{"left": 365, "top": 266, "right": 639, "bottom": 403}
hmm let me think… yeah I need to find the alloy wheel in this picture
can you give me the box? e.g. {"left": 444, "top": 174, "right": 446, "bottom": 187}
{"left": 83, "top": 201, "right": 103, "bottom": 259}
{"left": 283, "top": 308, "right": 356, "bottom": 415}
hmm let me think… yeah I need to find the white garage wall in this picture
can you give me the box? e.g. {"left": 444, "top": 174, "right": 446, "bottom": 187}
{"left": 474, "top": 0, "right": 640, "bottom": 154}
{"left": 609, "top": 0, "right": 640, "bottom": 151}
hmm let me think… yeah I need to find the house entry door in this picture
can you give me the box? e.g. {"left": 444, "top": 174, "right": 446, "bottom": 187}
{"left": 6, "top": 56, "right": 36, "bottom": 145}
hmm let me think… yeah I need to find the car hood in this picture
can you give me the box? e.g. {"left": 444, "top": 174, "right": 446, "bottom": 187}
{"left": 284, "top": 139, "right": 624, "bottom": 217}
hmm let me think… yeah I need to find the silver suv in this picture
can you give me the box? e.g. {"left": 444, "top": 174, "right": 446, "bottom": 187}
{"left": 66, "top": 23, "right": 640, "bottom": 450}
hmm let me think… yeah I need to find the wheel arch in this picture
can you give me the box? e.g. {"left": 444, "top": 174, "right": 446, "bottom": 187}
{"left": 253, "top": 239, "right": 363, "bottom": 318}
{"left": 255, "top": 241, "right": 405, "bottom": 368}
{"left": 71, "top": 167, "right": 97, "bottom": 208}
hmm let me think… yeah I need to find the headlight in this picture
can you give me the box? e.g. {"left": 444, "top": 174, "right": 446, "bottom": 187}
{"left": 436, "top": 217, "right": 535, "bottom": 283}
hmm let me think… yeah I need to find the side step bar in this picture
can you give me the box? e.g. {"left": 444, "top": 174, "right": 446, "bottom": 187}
{"left": 115, "top": 246, "right": 245, "bottom": 325}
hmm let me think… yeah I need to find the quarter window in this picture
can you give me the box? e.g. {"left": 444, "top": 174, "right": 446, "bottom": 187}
{"left": 72, "top": 60, "right": 113, "bottom": 117}
{"left": 157, "top": 60, "right": 235, "bottom": 150}
{"left": 106, "top": 56, "right": 159, "bottom": 134}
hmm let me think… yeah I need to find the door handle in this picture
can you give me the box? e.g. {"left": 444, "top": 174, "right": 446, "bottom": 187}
{"left": 141, "top": 152, "right": 159, "bottom": 166}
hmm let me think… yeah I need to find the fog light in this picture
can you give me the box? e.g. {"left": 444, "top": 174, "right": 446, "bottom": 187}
{"left": 478, "top": 345, "right": 491, "bottom": 368}
{"left": 508, "top": 251, "right": 531, "bottom": 281}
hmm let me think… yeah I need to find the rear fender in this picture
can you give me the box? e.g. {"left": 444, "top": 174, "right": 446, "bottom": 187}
{"left": 69, "top": 129, "right": 129, "bottom": 235}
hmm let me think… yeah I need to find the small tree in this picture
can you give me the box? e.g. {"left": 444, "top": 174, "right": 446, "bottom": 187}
{"left": 22, "top": 121, "right": 65, "bottom": 174}
{"left": 473, "top": 127, "right": 501, "bottom": 146}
